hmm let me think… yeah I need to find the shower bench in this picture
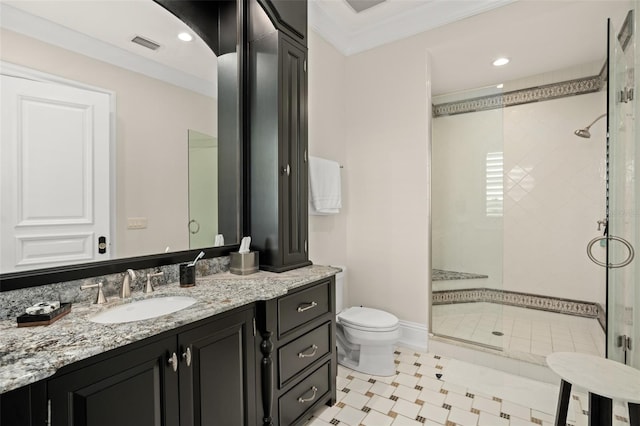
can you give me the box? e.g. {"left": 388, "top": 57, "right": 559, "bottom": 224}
{"left": 546, "top": 352, "right": 640, "bottom": 426}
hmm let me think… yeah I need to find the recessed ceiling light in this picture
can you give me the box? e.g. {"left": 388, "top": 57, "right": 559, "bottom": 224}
{"left": 178, "top": 32, "right": 193, "bottom": 42}
{"left": 492, "top": 57, "right": 510, "bottom": 67}
{"left": 496, "top": 83, "right": 504, "bottom": 89}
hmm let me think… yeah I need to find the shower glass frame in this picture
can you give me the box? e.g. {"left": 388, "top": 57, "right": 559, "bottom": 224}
{"left": 606, "top": 10, "right": 638, "bottom": 367}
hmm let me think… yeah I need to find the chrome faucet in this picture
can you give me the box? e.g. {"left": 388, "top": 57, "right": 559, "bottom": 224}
{"left": 145, "top": 271, "right": 164, "bottom": 293}
{"left": 121, "top": 269, "right": 136, "bottom": 298}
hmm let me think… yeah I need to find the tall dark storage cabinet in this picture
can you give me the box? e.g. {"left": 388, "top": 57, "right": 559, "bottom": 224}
{"left": 249, "top": 0, "right": 312, "bottom": 272}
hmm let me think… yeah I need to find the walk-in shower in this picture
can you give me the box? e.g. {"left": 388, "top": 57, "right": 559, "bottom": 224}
{"left": 431, "top": 80, "right": 607, "bottom": 364}
{"left": 430, "top": 4, "right": 638, "bottom": 368}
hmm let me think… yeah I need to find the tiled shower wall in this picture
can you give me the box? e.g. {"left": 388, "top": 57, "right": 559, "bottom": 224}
{"left": 432, "top": 90, "right": 607, "bottom": 307}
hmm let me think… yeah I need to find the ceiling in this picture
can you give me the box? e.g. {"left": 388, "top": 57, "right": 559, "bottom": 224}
{"left": 310, "top": 0, "right": 517, "bottom": 56}
{"left": 1, "top": 0, "right": 632, "bottom": 98}
{"left": 309, "top": 0, "right": 631, "bottom": 95}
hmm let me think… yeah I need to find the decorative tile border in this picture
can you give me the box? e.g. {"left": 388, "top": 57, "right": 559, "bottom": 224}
{"left": 433, "top": 288, "right": 602, "bottom": 322}
{"left": 433, "top": 75, "right": 602, "bottom": 117}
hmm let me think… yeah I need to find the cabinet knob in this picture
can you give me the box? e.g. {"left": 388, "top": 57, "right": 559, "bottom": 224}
{"left": 168, "top": 352, "right": 178, "bottom": 372}
{"left": 282, "top": 164, "right": 291, "bottom": 176}
{"left": 182, "top": 347, "right": 192, "bottom": 367}
{"left": 297, "top": 344, "right": 318, "bottom": 358}
{"left": 297, "top": 386, "right": 318, "bottom": 404}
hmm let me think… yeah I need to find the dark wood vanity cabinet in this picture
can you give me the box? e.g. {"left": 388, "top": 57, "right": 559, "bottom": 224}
{"left": 249, "top": 0, "right": 311, "bottom": 273}
{"left": 255, "top": 278, "right": 337, "bottom": 425}
{"left": 178, "top": 310, "right": 256, "bottom": 426}
{"left": 48, "top": 335, "right": 179, "bottom": 426}
{"left": 46, "top": 307, "right": 255, "bottom": 426}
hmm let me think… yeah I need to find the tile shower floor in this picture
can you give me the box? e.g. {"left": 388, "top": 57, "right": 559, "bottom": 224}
{"left": 306, "top": 346, "right": 630, "bottom": 426}
{"left": 431, "top": 303, "right": 605, "bottom": 359}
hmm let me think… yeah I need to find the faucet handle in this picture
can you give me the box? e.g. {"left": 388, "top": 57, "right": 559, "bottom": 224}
{"left": 81, "top": 282, "right": 107, "bottom": 304}
{"left": 145, "top": 271, "right": 164, "bottom": 293}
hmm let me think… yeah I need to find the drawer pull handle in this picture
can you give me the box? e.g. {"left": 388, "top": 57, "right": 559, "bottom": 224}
{"left": 298, "top": 344, "right": 318, "bottom": 358}
{"left": 297, "top": 301, "right": 318, "bottom": 313}
{"left": 297, "top": 386, "right": 318, "bottom": 404}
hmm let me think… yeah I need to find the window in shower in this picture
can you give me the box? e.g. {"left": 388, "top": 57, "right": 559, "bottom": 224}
{"left": 486, "top": 151, "right": 504, "bottom": 217}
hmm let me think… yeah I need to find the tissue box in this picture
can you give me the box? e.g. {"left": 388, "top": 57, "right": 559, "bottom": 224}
{"left": 230, "top": 251, "right": 258, "bottom": 275}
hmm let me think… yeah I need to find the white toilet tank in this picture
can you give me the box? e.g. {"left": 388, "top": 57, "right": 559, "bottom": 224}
{"left": 334, "top": 265, "right": 346, "bottom": 313}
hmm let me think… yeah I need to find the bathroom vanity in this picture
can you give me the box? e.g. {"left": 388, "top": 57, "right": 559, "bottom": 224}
{"left": 0, "top": 266, "right": 337, "bottom": 426}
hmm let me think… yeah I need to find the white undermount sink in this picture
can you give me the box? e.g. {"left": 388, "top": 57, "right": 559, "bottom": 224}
{"left": 90, "top": 296, "right": 197, "bottom": 324}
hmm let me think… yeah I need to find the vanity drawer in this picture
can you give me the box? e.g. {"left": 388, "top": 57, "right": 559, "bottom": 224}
{"left": 278, "top": 322, "right": 331, "bottom": 386}
{"left": 278, "top": 280, "right": 330, "bottom": 336}
{"left": 278, "top": 362, "right": 330, "bottom": 426}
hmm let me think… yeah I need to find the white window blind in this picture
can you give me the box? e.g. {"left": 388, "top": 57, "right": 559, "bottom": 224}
{"left": 486, "top": 152, "right": 503, "bottom": 217}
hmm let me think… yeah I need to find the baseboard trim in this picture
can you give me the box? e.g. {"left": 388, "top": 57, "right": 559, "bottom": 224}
{"left": 397, "top": 320, "right": 429, "bottom": 352}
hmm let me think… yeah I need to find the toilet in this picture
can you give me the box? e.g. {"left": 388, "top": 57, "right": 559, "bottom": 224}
{"left": 335, "top": 266, "right": 401, "bottom": 376}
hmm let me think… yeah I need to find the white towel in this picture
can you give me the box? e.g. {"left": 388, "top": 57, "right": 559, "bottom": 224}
{"left": 308, "top": 156, "right": 342, "bottom": 215}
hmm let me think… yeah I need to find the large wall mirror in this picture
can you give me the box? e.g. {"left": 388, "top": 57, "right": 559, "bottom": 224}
{"left": 0, "top": 0, "right": 242, "bottom": 290}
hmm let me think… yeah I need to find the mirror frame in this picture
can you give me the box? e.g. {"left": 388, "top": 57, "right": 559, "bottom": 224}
{"left": 0, "top": 0, "right": 247, "bottom": 292}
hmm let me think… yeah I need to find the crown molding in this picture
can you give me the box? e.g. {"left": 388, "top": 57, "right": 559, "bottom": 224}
{"left": 310, "top": 0, "right": 517, "bottom": 56}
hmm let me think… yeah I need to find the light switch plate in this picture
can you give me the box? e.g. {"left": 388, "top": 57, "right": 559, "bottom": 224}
{"left": 127, "top": 217, "right": 148, "bottom": 229}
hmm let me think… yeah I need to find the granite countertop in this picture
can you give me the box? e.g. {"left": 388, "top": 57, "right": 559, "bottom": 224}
{"left": 0, "top": 265, "right": 339, "bottom": 394}
{"left": 432, "top": 269, "right": 489, "bottom": 281}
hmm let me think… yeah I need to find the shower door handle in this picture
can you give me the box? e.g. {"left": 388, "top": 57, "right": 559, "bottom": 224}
{"left": 586, "top": 235, "right": 635, "bottom": 268}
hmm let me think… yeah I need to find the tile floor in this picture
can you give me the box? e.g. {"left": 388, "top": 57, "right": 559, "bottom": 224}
{"left": 431, "top": 303, "right": 605, "bottom": 360}
{"left": 306, "top": 346, "right": 630, "bottom": 426}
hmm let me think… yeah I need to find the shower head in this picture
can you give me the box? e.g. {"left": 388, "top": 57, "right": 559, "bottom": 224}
{"left": 574, "top": 128, "right": 592, "bottom": 138}
{"left": 574, "top": 113, "right": 606, "bottom": 139}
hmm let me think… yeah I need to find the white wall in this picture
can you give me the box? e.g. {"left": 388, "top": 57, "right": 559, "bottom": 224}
{"left": 1, "top": 29, "right": 217, "bottom": 259}
{"left": 308, "top": 30, "right": 431, "bottom": 326}
{"left": 344, "top": 36, "right": 431, "bottom": 325}
{"left": 307, "top": 31, "right": 348, "bottom": 268}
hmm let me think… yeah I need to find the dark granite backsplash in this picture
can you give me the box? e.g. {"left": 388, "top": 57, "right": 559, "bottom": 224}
{"left": 0, "top": 256, "right": 230, "bottom": 320}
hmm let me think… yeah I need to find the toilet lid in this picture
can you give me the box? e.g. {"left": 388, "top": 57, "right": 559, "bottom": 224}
{"left": 338, "top": 307, "right": 399, "bottom": 330}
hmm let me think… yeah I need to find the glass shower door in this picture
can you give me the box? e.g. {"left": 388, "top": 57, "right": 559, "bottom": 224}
{"left": 431, "top": 86, "right": 505, "bottom": 351}
{"left": 607, "top": 14, "right": 637, "bottom": 366}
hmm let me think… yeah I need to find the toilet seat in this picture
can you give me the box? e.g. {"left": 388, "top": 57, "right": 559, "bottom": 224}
{"left": 338, "top": 307, "right": 399, "bottom": 332}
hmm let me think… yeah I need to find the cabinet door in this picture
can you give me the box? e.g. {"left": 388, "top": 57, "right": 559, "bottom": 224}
{"left": 279, "top": 35, "right": 309, "bottom": 268}
{"left": 178, "top": 309, "right": 254, "bottom": 426}
{"left": 48, "top": 336, "right": 179, "bottom": 426}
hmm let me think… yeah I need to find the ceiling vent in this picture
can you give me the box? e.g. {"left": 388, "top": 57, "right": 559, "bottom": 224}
{"left": 344, "top": 0, "right": 386, "bottom": 13}
{"left": 131, "top": 35, "right": 161, "bottom": 51}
